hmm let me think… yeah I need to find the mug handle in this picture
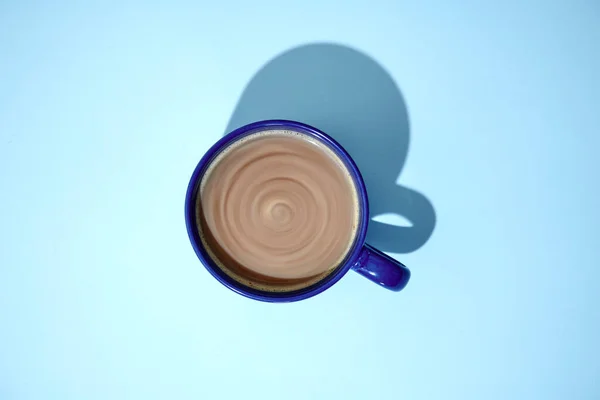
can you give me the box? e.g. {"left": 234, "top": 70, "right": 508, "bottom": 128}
{"left": 351, "top": 244, "right": 411, "bottom": 291}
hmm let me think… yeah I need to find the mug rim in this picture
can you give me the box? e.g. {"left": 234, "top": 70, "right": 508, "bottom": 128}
{"left": 184, "top": 120, "right": 370, "bottom": 302}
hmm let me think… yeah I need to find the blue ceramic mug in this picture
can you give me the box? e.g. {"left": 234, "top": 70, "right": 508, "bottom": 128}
{"left": 185, "top": 120, "right": 410, "bottom": 302}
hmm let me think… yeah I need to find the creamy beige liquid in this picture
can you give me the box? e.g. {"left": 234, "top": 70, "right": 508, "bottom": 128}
{"left": 195, "top": 129, "right": 359, "bottom": 292}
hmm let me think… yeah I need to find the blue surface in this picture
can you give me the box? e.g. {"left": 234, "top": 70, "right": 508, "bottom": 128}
{"left": 1, "top": 1, "right": 599, "bottom": 399}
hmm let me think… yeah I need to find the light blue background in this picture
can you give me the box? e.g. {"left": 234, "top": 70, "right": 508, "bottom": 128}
{"left": 1, "top": 1, "right": 599, "bottom": 399}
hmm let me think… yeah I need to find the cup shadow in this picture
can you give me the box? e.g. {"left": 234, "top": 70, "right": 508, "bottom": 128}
{"left": 225, "top": 42, "right": 436, "bottom": 254}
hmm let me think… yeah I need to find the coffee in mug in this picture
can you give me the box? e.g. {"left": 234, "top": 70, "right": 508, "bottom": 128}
{"left": 195, "top": 129, "right": 360, "bottom": 292}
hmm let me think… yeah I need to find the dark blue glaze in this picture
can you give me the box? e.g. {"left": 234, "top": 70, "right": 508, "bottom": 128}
{"left": 185, "top": 120, "right": 410, "bottom": 302}
{"left": 352, "top": 244, "right": 410, "bottom": 291}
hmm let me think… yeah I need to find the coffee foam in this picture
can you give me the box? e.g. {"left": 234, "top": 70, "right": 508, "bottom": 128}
{"left": 195, "top": 129, "right": 361, "bottom": 293}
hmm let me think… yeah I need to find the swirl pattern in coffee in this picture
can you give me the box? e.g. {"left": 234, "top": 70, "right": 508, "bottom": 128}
{"left": 196, "top": 129, "right": 359, "bottom": 291}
